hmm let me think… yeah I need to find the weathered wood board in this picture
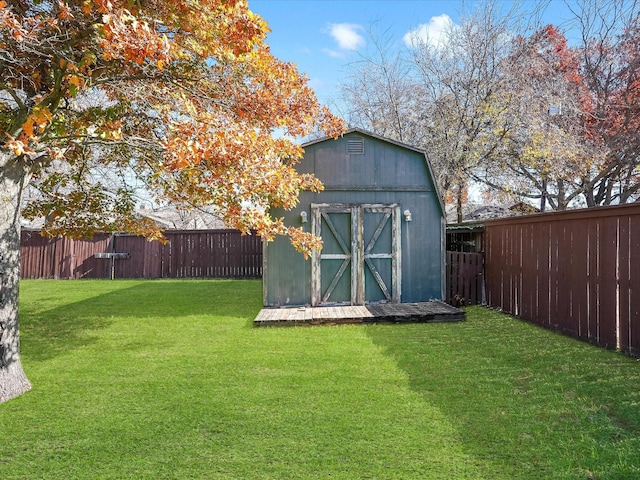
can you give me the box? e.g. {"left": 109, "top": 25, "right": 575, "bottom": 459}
{"left": 254, "top": 301, "right": 464, "bottom": 326}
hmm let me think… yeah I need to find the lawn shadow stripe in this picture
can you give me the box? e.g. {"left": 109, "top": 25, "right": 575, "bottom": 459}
{"left": 20, "top": 279, "right": 262, "bottom": 362}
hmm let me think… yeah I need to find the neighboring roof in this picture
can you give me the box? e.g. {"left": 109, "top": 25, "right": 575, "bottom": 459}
{"left": 21, "top": 206, "right": 229, "bottom": 231}
{"left": 302, "top": 127, "right": 446, "bottom": 218}
{"left": 136, "top": 207, "right": 228, "bottom": 230}
{"left": 446, "top": 202, "right": 540, "bottom": 224}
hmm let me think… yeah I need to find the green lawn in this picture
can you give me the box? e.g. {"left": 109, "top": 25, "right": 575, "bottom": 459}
{"left": 1, "top": 279, "right": 639, "bottom": 479}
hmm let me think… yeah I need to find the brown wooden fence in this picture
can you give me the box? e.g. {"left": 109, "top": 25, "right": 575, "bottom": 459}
{"left": 483, "top": 203, "right": 640, "bottom": 356}
{"left": 20, "top": 229, "right": 263, "bottom": 280}
{"left": 445, "top": 251, "right": 484, "bottom": 306}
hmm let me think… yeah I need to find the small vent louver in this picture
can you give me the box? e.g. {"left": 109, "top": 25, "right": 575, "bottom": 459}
{"left": 346, "top": 136, "right": 365, "bottom": 154}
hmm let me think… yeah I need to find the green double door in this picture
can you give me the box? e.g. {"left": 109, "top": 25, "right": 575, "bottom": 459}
{"left": 311, "top": 203, "right": 401, "bottom": 306}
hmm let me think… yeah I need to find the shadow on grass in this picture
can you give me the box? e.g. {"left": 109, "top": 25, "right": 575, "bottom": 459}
{"left": 20, "top": 280, "right": 262, "bottom": 362}
{"left": 363, "top": 309, "right": 563, "bottom": 478}
{"left": 364, "top": 306, "right": 640, "bottom": 479}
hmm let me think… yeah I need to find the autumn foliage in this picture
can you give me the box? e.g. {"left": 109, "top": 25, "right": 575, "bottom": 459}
{"left": 490, "top": 17, "right": 640, "bottom": 208}
{"left": 0, "top": 0, "right": 345, "bottom": 252}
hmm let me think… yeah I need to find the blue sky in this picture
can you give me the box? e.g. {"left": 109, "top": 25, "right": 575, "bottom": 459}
{"left": 249, "top": 0, "right": 577, "bottom": 110}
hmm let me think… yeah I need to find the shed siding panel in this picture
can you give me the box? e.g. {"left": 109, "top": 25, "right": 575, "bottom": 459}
{"left": 313, "top": 135, "right": 433, "bottom": 191}
{"left": 264, "top": 235, "right": 311, "bottom": 306}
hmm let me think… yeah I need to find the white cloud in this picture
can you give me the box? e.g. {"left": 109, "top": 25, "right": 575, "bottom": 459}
{"left": 327, "top": 23, "right": 365, "bottom": 51}
{"left": 322, "top": 48, "right": 345, "bottom": 59}
{"left": 403, "top": 14, "right": 455, "bottom": 49}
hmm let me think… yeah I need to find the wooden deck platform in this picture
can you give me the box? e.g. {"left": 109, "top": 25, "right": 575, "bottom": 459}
{"left": 254, "top": 301, "right": 464, "bottom": 327}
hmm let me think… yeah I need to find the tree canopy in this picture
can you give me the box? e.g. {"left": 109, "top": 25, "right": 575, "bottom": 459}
{"left": 340, "top": 0, "right": 640, "bottom": 216}
{"left": 0, "top": 0, "right": 345, "bottom": 403}
{"left": 1, "top": 0, "right": 345, "bottom": 250}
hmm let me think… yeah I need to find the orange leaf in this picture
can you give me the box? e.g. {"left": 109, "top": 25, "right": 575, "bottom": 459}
{"left": 22, "top": 118, "right": 35, "bottom": 138}
{"left": 69, "top": 75, "right": 83, "bottom": 87}
{"left": 32, "top": 105, "right": 52, "bottom": 128}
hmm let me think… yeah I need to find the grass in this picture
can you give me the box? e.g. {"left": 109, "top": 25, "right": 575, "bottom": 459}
{"left": 0, "top": 279, "right": 638, "bottom": 479}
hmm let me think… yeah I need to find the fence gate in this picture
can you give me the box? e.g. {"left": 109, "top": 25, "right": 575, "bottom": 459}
{"left": 311, "top": 203, "right": 401, "bottom": 306}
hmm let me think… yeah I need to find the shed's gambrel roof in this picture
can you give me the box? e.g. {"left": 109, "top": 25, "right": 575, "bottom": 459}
{"left": 302, "top": 127, "right": 445, "bottom": 218}
{"left": 303, "top": 127, "right": 425, "bottom": 155}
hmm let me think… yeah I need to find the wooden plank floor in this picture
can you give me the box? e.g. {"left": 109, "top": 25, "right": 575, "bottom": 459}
{"left": 254, "top": 301, "right": 464, "bottom": 327}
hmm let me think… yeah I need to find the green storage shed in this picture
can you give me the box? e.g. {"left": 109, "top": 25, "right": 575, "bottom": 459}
{"left": 263, "top": 128, "right": 445, "bottom": 307}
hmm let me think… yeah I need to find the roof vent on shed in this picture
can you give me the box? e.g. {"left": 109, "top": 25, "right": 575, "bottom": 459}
{"left": 346, "top": 136, "right": 365, "bottom": 154}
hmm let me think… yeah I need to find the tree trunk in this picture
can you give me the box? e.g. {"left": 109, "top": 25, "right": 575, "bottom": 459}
{"left": 0, "top": 153, "right": 32, "bottom": 403}
{"left": 540, "top": 178, "right": 547, "bottom": 212}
